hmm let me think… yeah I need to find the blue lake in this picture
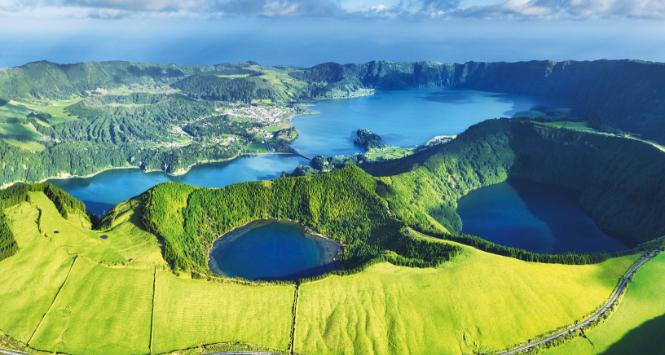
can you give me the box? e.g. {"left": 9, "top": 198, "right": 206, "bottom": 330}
{"left": 50, "top": 154, "right": 306, "bottom": 216}
{"left": 456, "top": 180, "right": 629, "bottom": 253}
{"left": 292, "top": 88, "right": 533, "bottom": 157}
{"left": 52, "top": 88, "right": 533, "bottom": 215}
{"left": 208, "top": 221, "right": 341, "bottom": 280}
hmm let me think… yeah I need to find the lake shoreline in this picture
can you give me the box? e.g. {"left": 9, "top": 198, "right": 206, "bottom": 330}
{"left": 207, "top": 219, "right": 343, "bottom": 279}
{"left": 0, "top": 151, "right": 302, "bottom": 191}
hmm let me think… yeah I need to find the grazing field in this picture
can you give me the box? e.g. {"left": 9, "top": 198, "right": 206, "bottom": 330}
{"left": 152, "top": 271, "right": 294, "bottom": 353}
{"left": 294, "top": 239, "right": 637, "bottom": 354}
{"left": 544, "top": 253, "right": 665, "bottom": 354}
{"left": 0, "top": 203, "right": 74, "bottom": 343}
{"left": 0, "top": 191, "right": 647, "bottom": 354}
{"left": 31, "top": 192, "right": 165, "bottom": 267}
{"left": 29, "top": 258, "right": 154, "bottom": 354}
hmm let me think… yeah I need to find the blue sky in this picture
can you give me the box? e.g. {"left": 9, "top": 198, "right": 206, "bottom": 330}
{"left": 2, "top": 1, "right": 665, "bottom": 67}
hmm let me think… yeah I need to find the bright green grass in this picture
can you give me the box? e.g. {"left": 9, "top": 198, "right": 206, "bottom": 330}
{"left": 543, "top": 253, "right": 665, "bottom": 354}
{"left": 29, "top": 257, "right": 154, "bottom": 354}
{"left": 0, "top": 191, "right": 651, "bottom": 354}
{"left": 363, "top": 146, "right": 415, "bottom": 161}
{"left": 152, "top": 271, "right": 295, "bottom": 353}
{"left": 295, "top": 241, "right": 637, "bottom": 355}
{"left": 0, "top": 203, "right": 74, "bottom": 343}
{"left": 30, "top": 192, "right": 165, "bottom": 267}
{"left": 17, "top": 99, "right": 80, "bottom": 125}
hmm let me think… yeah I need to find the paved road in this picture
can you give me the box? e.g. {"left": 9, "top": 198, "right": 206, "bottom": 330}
{"left": 500, "top": 249, "right": 662, "bottom": 354}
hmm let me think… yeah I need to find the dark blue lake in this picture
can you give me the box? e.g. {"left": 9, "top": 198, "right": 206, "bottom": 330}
{"left": 208, "top": 221, "right": 341, "bottom": 280}
{"left": 456, "top": 180, "right": 629, "bottom": 253}
{"left": 51, "top": 88, "right": 534, "bottom": 215}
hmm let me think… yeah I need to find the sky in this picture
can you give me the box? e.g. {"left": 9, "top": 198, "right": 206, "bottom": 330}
{"left": 2, "top": 0, "right": 665, "bottom": 67}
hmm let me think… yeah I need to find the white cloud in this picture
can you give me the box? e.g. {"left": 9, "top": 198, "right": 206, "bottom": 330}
{"left": 1, "top": 0, "right": 665, "bottom": 19}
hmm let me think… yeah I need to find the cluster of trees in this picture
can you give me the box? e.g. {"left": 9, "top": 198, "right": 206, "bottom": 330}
{"left": 142, "top": 165, "right": 460, "bottom": 274}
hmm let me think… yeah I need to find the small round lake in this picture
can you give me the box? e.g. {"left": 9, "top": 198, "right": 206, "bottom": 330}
{"left": 208, "top": 221, "right": 342, "bottom": 281}
{"left": 456, "top": 180, "right": 629, "bottom": 254}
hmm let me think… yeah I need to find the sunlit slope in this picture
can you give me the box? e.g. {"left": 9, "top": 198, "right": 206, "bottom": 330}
{"left": 295, "top": 240, "right": 637, "bottom": 354}
{"left": 544, "top": 253, "right": 665, "bottom": 355}
{"left": 0, "top": 192, "right": 295, "bottom": 354}
{"left": 0, "top": 188, "right": 651, "bottom": 354}
{"left": 152, "top": 272, "right": 294, "bottom": 353}
{"left": 0, "top": 203, "right": 74, "bottom": 342}
{"left": 29, "top": 258, "right": 154, "bottom": 354}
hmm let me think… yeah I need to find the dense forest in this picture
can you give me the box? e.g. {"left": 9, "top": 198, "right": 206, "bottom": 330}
{"left": 132, "top": 119, "right": 665, "bottom": 275}
{"left": 2, "top": 59, "right": 665, "bottom": 185}
{"left": 2, "top": 119, "right": 664, "bottom": 275}
{"left": 141, "top": 165, "right": 458, "bottom": 274}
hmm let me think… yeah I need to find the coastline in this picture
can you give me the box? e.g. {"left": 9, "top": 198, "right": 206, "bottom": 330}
{"left": 0, "top": 90, "right": 376, "bottom": 191}
{"left": 0, "top": 151, "right": 303, "bottom": 191}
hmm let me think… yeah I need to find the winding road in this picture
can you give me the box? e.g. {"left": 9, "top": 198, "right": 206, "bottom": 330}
{"left": 499, "top": 249, "right": 662, "bottom": 354}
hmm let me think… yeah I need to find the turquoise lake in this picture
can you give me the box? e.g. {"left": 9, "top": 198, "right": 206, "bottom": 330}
{"left": 456, "top": 180, "right": 629, "bottom": 253}
{"left": 208, "top": 221, "right": 341, "bottom": 280}
{"left": 53, "top": 88, "right": 532, "bottom": 215}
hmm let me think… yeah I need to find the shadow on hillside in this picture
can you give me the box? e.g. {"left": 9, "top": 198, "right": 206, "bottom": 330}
{"left": 602, "top": 313, "right": 665, "bottom": 355}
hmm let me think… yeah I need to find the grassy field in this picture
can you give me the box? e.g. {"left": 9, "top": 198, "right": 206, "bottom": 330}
{"left": 152, "top": 271, "right": 294, "bottom": 353}
{"left": 0, "top": 203, "right": 74, "bottom": 343}
{"left": 294, "top": 239, "right": 637, "bottom": 354}
{"left": 0, "top": 98, "right": 80, "bottom": 152}
{"left": 0, "top": 191, "right": 651, "bottom": 354}
{"left": 544, "top": 253, "right": 665, "bottom": 354}
{"left": 29, "top": 258, "right": 154, "bottom": 354}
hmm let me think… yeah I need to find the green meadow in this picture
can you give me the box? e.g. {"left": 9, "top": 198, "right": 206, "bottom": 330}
{"left": 0, "top": 190, "right": 648, "bottom": 354}
{"left": 544, "top": 253, "right": 665, "bottom": 355}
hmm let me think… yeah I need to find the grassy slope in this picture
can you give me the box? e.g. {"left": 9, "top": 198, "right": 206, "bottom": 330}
{"left": 0, "top": 190, "right": 652, "bottom": 354}
{"left": 0, "top": 203, "right": 74, "bottom": 343}
{"left": 0, "top": 192, "right": 295, "bottom": 354}
{"left": 152, "top": 271, "right": 294, "bottom": 353}
{"left": 295, "top": 239, "right": 637, "bottom": 354}
{"left": 29, "top": 258, "right": 154, "bottom": 354}
{"left": 544, "top": 253, "right": 665, "bottom": 354}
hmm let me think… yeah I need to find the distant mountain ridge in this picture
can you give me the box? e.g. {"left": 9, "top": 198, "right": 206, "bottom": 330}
{"left": 2, "top": 58, "right": 664, "bottom": 143}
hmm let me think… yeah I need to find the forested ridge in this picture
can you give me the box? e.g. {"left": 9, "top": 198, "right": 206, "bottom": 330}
{"left": 3, "top": 59, "right": 665, "bottom": 185}
{"left": 2, "top": 119, "right": 664, "bottom": 275}
{"left": 133, "top": 119, "right": 665, "bottom": 274}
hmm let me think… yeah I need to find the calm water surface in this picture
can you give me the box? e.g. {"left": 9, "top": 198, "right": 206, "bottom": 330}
{"left": 209, "top": 221, "right": 341, "bottom": 280}
{"left": 50, "top": 154, "right": 306, "bottom": 216}
{"left": 292, "top": 88, "right": 534, "bottom": 157}
{"left": 52, "top": 88, "right": 534, "bottom": 215}
{"left": 457, "top": 180, "right": 629, "bottom": 253}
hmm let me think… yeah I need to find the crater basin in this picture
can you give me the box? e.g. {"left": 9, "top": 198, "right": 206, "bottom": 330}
{"left": 208, "top": 221, "right": 342, "bottom": 281}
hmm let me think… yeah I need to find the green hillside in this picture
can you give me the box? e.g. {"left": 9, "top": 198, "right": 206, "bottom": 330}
{"left": 0, "top": 189, "right": 642, "bottom": 354}
{"left": 3, "top": 59, "right": 665, "bottom": 184}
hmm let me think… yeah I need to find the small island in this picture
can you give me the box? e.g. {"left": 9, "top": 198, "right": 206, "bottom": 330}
{"left": 353, "top": 128, "right": 384, "bottom": 149}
